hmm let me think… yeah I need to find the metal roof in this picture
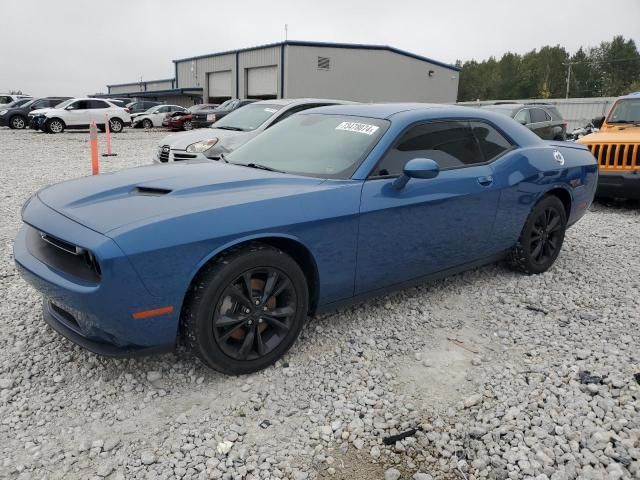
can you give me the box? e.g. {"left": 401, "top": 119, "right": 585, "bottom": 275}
{"left": 172, "top": 40, "right": 461, "bottom": 72}
{"left": 106, "top": 78, "right": 175, "bottom": 88}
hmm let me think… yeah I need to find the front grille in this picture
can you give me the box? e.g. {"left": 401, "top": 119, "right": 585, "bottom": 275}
{"left": 586, "top": 143, "right": 639, "bottom": 170}
{"left": 26, "top": 226, "right": 101, "bottom": 283}
{"left": 159, "top": 145, "right": 170, "bottom": 163}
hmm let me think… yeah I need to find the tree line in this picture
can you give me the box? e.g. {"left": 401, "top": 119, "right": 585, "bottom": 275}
{"left": 456, "top": 36, "right": 640, "bottom": 101}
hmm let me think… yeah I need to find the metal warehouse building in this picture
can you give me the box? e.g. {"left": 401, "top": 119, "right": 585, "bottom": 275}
{"left": 105, "top": 40, "right": 460, "bottom": 106}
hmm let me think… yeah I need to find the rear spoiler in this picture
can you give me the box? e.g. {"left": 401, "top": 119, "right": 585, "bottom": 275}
{"left": 545, "top": 140, "right": 589, "bottom": 151}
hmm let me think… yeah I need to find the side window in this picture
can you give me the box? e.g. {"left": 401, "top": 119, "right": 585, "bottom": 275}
{"left": 470, "top": 121, "right": 513, "bottom": 162}
{"left": 514, "top": 109, "right": 530, "bottom": 125}
{"left": 88, "top": 100, "right": 108, "bottom": 109}
{"left": 0, "top": 96, "right": 11, "bottom": 104}
{"left": 373, "top": 121, "right": 484, "bottom": 177}
{"left": 69, "top": 101, "right": 88, "bottom": 110}
{"left": 530, "top": 108, "right": 550, "bottom": 123}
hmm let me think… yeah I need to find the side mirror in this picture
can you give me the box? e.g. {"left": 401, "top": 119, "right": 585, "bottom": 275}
{"left": 592, "top": 116, "right": 605, "bottom": 129}
{"left": 392, "top": 158, "right": 440, "bottom": 190}
{"left": 65, "top": 105, "right": 75, "bottom": 111}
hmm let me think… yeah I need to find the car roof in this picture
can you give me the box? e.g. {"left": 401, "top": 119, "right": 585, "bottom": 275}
{"left": 303, "top": 103, "right": 455, "bottom": 119}
{"left": 252, "top": 98, "right": 355, "bottom": 107}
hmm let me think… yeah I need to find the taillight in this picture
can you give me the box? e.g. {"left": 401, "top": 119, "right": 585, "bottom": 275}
{"left": 125, "top": 108, "right": 130, "bottom": 113}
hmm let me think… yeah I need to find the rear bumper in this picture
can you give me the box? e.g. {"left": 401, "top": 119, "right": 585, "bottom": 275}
{"left": 597, "top": 171, "right": 640, "bottom": 199}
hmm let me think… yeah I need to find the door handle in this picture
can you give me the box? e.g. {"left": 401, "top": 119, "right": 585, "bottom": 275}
{"left": 477, "top": 175, "right": 493, "bottom": 187}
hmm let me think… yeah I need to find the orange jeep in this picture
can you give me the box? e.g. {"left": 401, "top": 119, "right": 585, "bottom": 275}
{"left": 578, "top": 92, "right": 640, "bottom": 199}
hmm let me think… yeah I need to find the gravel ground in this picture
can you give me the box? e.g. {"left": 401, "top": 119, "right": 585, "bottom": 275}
{"left": 0, "top": 128, "right": 638, "bottom": 480}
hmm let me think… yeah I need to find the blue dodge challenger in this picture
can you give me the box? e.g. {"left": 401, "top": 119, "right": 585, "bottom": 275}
{"left": 14, "top": 104, "right": 598, "bottom": 374}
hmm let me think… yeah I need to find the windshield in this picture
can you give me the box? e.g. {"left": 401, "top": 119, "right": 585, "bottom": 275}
{"left": 608, "top": 99, "right": 640, "bottom": 124}
{"left": 20, "top": 99, "right": 37, "bottom": 108}
{"left": 212, "top": 104, "right": 283, "bottom": 131}
{"left": 226, "top": 113, "right": 389, "bottom": 179}
{"left": 217, "top": 99, "right": 239, "bottom": 111}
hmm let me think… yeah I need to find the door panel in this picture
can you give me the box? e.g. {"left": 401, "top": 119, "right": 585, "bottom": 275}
{"left": 355, "top": 166, "right": 500, "bottom": 294}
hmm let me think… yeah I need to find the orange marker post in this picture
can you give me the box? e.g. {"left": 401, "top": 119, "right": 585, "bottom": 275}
{"left": 90, "top": 121, "right": 99, "bottom": 175}
{"left": 101, "top": 114, "right": 117, "bottom": 157}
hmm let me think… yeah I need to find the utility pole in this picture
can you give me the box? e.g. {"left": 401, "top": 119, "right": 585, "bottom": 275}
{"left": 564, "top": 62, "right": 572, "bottom": 99}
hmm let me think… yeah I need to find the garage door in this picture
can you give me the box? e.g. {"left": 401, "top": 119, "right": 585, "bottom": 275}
{"left": 208, "top": 70, "right": 232, "bottom": 98}
{"left": 246, "top": 65, "right": 278, "bottom": 98}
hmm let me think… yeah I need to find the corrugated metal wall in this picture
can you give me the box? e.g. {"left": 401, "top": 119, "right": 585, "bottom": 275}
{"left": 457, "top": 98, "right": 618, "bottom": 130}
{"left": 145, "top": 80, "right": 174, "bottom": 90}
{"left": 285, "top": 46, "right": 459, "bottom": 103}
{"left": 109, "top": 84, "right": 144, "bottom": 94}
{"left": 238, "top": 46, "right": 281, "bottom": 98}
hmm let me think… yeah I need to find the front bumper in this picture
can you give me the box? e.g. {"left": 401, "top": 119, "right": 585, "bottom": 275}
{"left": 192, "top": 119, "right": 215, "bottom": 128}
{"left": 596, "top": 170, "right": 640, "bottom": 199}
{"left": 14, "top": 196, "right": 179, "bottom": 356}
{"left": 0, "top": 115, "right": 9, "bottom": 127}
{"left": 155, "top": 147, "right": 203, "bottom": 163}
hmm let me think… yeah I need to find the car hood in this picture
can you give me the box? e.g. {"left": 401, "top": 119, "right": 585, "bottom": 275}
{"left": 578, "top": 128, "right": 640, "bottom": 144}
{"left": 36, "top": 160, "right": 327, "bottom": 235}
{"left": 29, "top": 108, "right": 53, "bottom": 115}
{"left": 159, "top": 128, "right": 256, "bottom": 150}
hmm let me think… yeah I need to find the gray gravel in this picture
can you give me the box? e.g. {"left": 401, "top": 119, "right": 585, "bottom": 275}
{"left": 0, "top": 128, "right": 638, "bottom": 479}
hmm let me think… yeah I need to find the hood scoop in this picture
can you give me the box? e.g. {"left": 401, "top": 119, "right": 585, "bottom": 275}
{"left": 131, "top": 186, "right": 172, "bottom": 196}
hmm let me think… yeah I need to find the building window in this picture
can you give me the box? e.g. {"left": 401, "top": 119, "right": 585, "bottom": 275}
{"left": 317, "top": 56, "right": 330, "bottom": 71}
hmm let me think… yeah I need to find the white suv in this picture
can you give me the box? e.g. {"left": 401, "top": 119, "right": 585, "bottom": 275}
{"left": 131, "top": 104, "right": 186, "bottom": 129}
{"left": 32, "top": 98, "right": 132, "bottom": 134}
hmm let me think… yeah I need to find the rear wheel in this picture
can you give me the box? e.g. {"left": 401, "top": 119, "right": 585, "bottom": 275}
{"left": 509, "top": 195, "right": 567, "bottom": 274}
{"left": 10, "top": 115, "right": 27, "bottom": 129}
{"left": 45, "top": 118, "right": 65, "bottom": 134}
{"left": 182, "top": 243, "right": 308, "bottom": 374}
{"left": 109, "top": 118, "right": 124, "bottom": 133}
{"left": 142, "top": 119, "right": 153, "bottom": 129}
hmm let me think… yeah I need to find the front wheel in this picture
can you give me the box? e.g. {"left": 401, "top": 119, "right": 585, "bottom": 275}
{"left": 183, "top": 120, "right": 193, "bottom": 130}
{"left": 45, "top": 118, "right": 65, "bottom": 134}
{"left": 141, "top": 119, "right": 153, "bottom": 129}
{"left": 182, "top": 243, "right": 309, "bottom": 374}
{"left": 508, "top": 195, "right": 567, "bottom": 274}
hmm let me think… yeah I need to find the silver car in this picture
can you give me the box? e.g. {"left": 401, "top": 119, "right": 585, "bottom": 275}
{"left": 154, "top": 98, "right": 352, "bottom": 163}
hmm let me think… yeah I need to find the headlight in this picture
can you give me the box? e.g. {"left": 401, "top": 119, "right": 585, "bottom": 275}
{"left": 0, "top": 110, "right": 7, "bottom": 116}
{"left": 186, "top": 138, "right": 219, "bottom": 153}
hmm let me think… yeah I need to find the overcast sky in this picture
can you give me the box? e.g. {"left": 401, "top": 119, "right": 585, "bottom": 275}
{"left": 2, "top": 0, "right": 639, "bottom": 97}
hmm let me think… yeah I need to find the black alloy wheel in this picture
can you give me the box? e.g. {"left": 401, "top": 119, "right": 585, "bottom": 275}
{"left": 509, "top": 195, "right": 567, "bottom": 274}
{"left": 213, "top": 267, "right": 296, "bottom": 361}
{"left": 182, "top": 243, "right": 308, "bottom": 374}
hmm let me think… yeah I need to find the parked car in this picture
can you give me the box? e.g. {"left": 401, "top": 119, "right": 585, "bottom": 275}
{"left": 480, "top": 103, "right": 567, "bottom": 140}
{"left": 0, "top": 97, "right": 71, "bottom": 129}
{"left": 0, "top": 93, "right": 32, "bottom": 106}
{"left": 164, "top": 104, "right": 219, "bottom": 131}
{"left": 577, "top": 91, "right": 640, "bottom": 199}
{"left": 14, "top": 104, "right": 597, "bottom": 374}
{"left": 131, "top": 104, "right": 186, "bottom": 129}
{"left": 0, "top": 98, "right": 33, "bottom": 110}
{"left": 156, "top": 98, "right": 350, "bottom": 162}
{"left": 30, "top": 98, "right": 131, "bottom": 133}
{"left": 191, "top": 99, "right": 255, "bottom": 128}
{"left": 126, "top": 101, "right": 162, "bottom": 114}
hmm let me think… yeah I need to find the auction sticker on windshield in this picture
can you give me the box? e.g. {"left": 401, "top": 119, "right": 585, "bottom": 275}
{"left": 335, "top": 122, "right": 379, "bottom": 135}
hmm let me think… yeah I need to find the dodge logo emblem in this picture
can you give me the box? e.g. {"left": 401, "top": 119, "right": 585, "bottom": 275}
{"left": 553, "top": 150, "right": 565, "bottom": 165}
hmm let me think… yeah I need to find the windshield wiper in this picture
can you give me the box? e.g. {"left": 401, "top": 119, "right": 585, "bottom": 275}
{"left": 216, "top": 126, "right": 245, "bottom": 131}
{"left": 235, "top": 162, "right": 285, "bottom": 173}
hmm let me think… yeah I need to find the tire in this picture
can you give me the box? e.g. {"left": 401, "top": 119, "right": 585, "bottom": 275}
{"left": 183, "top": 120, "right": 193, "bottom": 131}
{"left": 109, "top": 118, "right": 124, "bottom": 133}
{"left": 182, "top": 243, "right": 309, "bottom": 374}
{"left": 508, "top": 195, "right": 567, "bottom": 274}
{"left": 141, "top": 119, "right": 153, "bottom": 129}
{"left": 45, "top": 118, "right": 65, "bottom": 134}
{"left": 10, "top": 115, "right": 27, "bottom": 129}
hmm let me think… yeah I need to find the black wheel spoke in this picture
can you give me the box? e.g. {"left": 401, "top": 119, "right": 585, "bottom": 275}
{"left": 267, "top": 305, "right": 295, "bottom": 317}
{"left": 531, "top": 241, "right": 543, "bottom": 260}
{"left": 242, "top": 273, "right": 254, "bottom": 301}
{"left": 255, "top": 329, "right": 266, "bottom": 356}
{"left": 262, "top": 315, "right": 290, "bottom": 331}
{"left": 216, "top": 314, "right": 245, "bottom": 328}
{"left": 229, "top": 285, "right": 253, "bottom": 308}
{"left": 238, "top": 326, "right": 255, "bottom": 360}
{"left": 271, "top": 278, "right": 291, "bottom": 299}
{"left": 260, "top": 271, "right": 279, "bottom": 304}
{"left": 220, "top": 321, "right": 247, "bottom": 341}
